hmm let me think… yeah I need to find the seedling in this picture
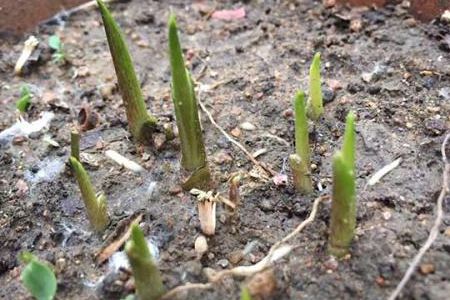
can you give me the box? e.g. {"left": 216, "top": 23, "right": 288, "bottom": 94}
{"left": 328, "top": 112, "right": 356, "bottom": 257}
{"left": 19, "top": 253, "right": 57, "bottom": 300}
{"left": 168, "top": 14, "right": 211, "bottom": 190}
{"left": 69, "top": 156, "right": 109, "bottom": 232}
{"left": 125, "top": 222, "right": 164, "bottom": 300}
{"left": 70, "top": 131, "right": 80, "bottom": 161}
{"left": 16, "top": 86, "right": 31, "bottom": 113}
{"left": 289, "top": 91, "right": 313, "bottom": 193}
{"left": 306, "top": 53, "right": 323, "bottom": 121}
{"left": 96, "top": 0, "right": 158, "bottom": 144}
{"left": 48, "top": 35, "right": 66, "bottom": 64}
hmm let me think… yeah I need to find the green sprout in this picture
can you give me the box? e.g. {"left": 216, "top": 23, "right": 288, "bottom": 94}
{"left": 69, "top": 156, "right": 109, "bottom": 232}
{"left": 19, "top": 253, "right": 57, "bottom": 300}
{"left": 240, "top": 285, "right": 252, "bottom": 300}
{"left": 168, "top": 14, "right": 211, "bottom": 190}
{"left": 16, "top": 86, "right": 31, "bottom": 113}
{"left": 306, "top": 52, "right": 323, "bottom": 121}
{"left": 96, "top": 0, "right": 158, "bottom": 144}
{"left": 328, "top": 112, "right": 356, "bottom": 257}
{"left": 289, "top": 90, "right": 313, "bottom": 194}
{"left": 125, "top": 222, "right": 164, "bottom": 300}
{"left": 48, "top": 35, "right": 66, "bottom": 64}
{"left": 70, "top": 131, "right": 80, "bottom": 161}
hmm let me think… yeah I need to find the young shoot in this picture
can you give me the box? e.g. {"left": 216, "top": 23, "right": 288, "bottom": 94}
{"left": 96, "top": 0, "right": 158, "bottom": 144}
{"left": 19, "top": 253, "right": 57, "bottom": 300}
{"left": 48, "top": 35, "right": 66, "bottom": 64}
{"left": 69, "top": 156, "right": 109, "bottom": 232}
{"left": 240, "top": 285, "right": 252, "bottom": 300}
{"left": 16, "top": 85, "right": 31, "bottom": 113}
{"left": 306, "top": 52, "right": 323, "bottom": 121}
{"left": 328, "top": 112, "right": 356, "bottom": 257}
{"left": 125, "top": 223, "right": 164, "bottom": 300}
{"left": 168, "top": 14, "right": 210, "bottom": 190}
{"left": 289, "top": 90, "right": 313, "bottom": 193}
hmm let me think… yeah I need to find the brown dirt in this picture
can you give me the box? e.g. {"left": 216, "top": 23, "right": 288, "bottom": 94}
{"left": 1, "top": 0, "right": 450, "bottom": 299}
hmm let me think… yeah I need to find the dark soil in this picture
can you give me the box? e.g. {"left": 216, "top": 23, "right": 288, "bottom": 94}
{"left": 1, "top": 0, "right": 450, "bottom": 299}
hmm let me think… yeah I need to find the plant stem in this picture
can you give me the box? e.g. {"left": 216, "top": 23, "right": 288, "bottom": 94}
{"left": 328, "top": 112, "right": 356, "bottom": 257}
{"left": 289, "top": 90, "right": 313, "bottom": 193}
{"left": 69, "top": 156, "right": 109, "bottom": 232}
{"left": 168, "top": 14, "right": 210, "bottom": 189}
{"left": 96, "top": 0, "right": 157, "bottom": 143}
{"left": 306, "top": 52, "right": 323, "bottom": 121}
{"left": 125, "top": 223, "right": 164, "bottom": 300}
{"left": 71, "top": 131, "right": 80, "bottom": 161}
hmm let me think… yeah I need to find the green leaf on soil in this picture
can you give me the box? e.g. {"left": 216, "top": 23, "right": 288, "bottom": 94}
{"left": 19, "top": 253, "right": 57, "bottom": 300}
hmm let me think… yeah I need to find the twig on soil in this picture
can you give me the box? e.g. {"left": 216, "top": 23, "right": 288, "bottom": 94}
{"left": 197, "top": 93, "right": 275, "bottom": 177}
{"left": 388, "top": 134, "right": 450, "bottom": 300}
{"left": 160, "top": 195, "right": 326, "bottom": 299}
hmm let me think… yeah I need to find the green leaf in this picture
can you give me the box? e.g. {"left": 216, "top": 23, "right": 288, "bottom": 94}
{"left": 20, "top": 255, "right": 57, "bottom": 300}
{"left": 48, "top": 35, "right": 61, "bottom": 51}
{"left": 16, "top": 86, "right": 31, "bottom": 112}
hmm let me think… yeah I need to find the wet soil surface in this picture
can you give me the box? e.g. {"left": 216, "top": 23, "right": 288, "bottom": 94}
{"left": 1, "top": 0, "right": 450, "bottom": 299}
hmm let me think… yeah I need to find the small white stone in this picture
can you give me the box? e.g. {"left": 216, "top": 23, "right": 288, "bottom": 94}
{"left": 240, "top": 122, "right": 256, "bottom": 131}
{"left": 195, "top": 235, "right": 208, "bottom": 256}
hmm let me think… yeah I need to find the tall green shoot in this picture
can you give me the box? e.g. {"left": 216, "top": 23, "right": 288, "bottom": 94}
{"left": 328, "top": 112, "right": 356, "bottom": 257}
{"left": 168, "top": 14, "right": 210, "bottom": 190}
{"left": 96, "top": 0, "right": 157, "bottom": 143}
{"left": 306, "top": 53, "right": 323, "bottom": 121}
{"left": 125, "top": 223, "right": 164, "bottom": 300}
{"left": 69, "top": 156, "right": 109, "bottom": 232}
{"left": 289, "top": 90, "right": 313, "bottom": 193}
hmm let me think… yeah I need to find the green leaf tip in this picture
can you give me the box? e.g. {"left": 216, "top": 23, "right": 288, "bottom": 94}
{"left": 125, "top": 223, "right": 164, "bottom": 300}
{"left": 307, "top": 52, "right": 323, "bottom": 121}
{"left": 16, "top": 86, "right": 31, "bottom": 113}
{"left": 168, "top": 13, "right": 210, "bottom": 189}
{"left": 19, "top": 254, "right": 57, "bottom": 300}
{"left": 328, "top": 111, "right": 356, "bottom": 257}
{"left": 70, "top": 156, "right": 109, "bottom": 232}
{"left": 341, "top": 111, "right": 355, "bottom": 171}
{"left": 97, "top": 0, "right": 157, "bottom": 144}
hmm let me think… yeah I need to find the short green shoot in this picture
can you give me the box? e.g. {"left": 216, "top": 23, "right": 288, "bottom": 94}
{"left": 328, "top": 112, "right": 356, "bottom": 257}
{"left": 289, "top": 90, "right": 313, "bottom": 193}
{"left": 168, "top": 14, "right": 210, "bottom": 190}
{"left": 240, "top": 285, "right": 252, "bottom": 300}
{"left": 19, "top": 253, "right": 57, "bottom": 300}
{"left": 48, "top": 35, "right": 66, "bottom": 64}
{"left": 16, "top": 86, "right": 31, "bottom": 113}
{"left": 306, "top": 52, "right": 323, "bottom": 121}
{"left": 125, "top": 222, "right": 164, "bottom": 300}
{"left": 69, "top": 156, "right": 109, "bottom": 232}
{"left": 96, "top": 0, "right": 157, "bottom": 144}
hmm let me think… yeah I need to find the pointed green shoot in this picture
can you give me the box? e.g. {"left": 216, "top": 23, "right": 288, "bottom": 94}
{"left": 240, "top": 285, "right": 252, "bottom": 300}
{"left": 125, "top": 223, "right": 164, "bottom": 300}
{"left": 289, "top": 90, "right": 313, "bottom": 193}
{"left": 69, "top": 156, "right": 109, "bottom": 232}
{"left": 19, "top": 253, "right": 57, "bottom": 300}
{"left": 16, "top": 86, "right": 31, "bottom": 113}
{"left": 168, "top": 14, "right": 210, "bottom": 189}
{"left": 328, "top": 112, "right": 356, "bottom": 257}
{"left": 96, "top": 0, "right": 157, "bottom": 143}
{"left": 306, "top": 52, "right": 323, "bottom": 121}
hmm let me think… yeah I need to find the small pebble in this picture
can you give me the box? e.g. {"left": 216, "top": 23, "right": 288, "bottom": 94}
{"left": 420, "top": 264, "right": 435, "bottom": 275}
{"left": 240, "top": 122, "right": 256, "bottom": 131}
{"left": 217, "top": 259, "right": 229, "bottom": 268}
